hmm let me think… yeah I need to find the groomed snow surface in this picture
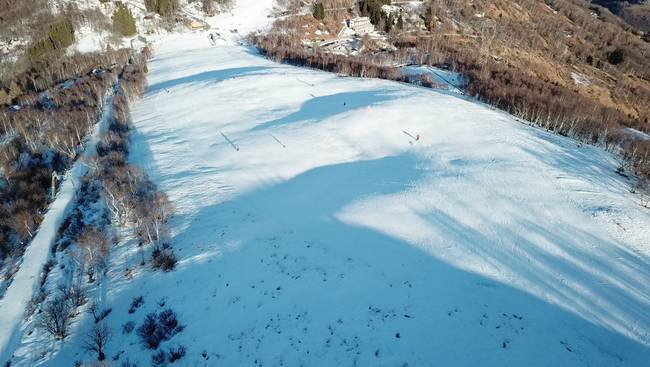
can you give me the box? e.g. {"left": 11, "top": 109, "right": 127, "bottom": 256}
{"left": 5, "top": 0, "right": 650, "bottom": 365}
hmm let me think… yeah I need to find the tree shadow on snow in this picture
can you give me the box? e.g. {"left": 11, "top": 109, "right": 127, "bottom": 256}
{"left": 250, "top": 90, "right": 400, "bottom": 132}
{"left": 111, "top": 154, "right": 650, "bottom": 367}
{"left": 147, "top": 66, "right": 272, "bottom": 94}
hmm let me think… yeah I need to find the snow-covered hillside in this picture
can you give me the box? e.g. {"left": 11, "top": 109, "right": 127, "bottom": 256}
{"left": 4, "top": 0, "right": 650, "bottom": 365}
{"left": 126, "top": 36, "right": 650, "bottom": 366}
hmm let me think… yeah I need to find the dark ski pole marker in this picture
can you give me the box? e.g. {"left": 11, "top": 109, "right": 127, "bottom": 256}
{"left": 220, "top": 131, "right": 240, "bottom": 151}
{"left": 402, "top": 130, "right": 417, "bottom": 140}
{"left": 271, "top": 134, "right": 286, "bottom": 148}
{"left": 402, "top": 130, "right": 421, "bottom": 145}
{"left": 296, "top": 77, "right": 315, "bottom": 87}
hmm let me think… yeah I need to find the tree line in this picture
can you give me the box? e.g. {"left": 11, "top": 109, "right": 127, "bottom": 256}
{"left": 0, "top": 49, "right": 144, "bottom": 292}
{"left": 251, "top": 0, "right": 650, "bottom": 194}
{"left": 19, "top": 47, "right": 183, "bottom": 365}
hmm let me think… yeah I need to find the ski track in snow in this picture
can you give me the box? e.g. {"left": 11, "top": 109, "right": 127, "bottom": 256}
{"left": 6, "top": 0, "right": 650, "bottom": 365}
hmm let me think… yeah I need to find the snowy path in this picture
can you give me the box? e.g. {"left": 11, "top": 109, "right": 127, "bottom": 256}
{"left": 0, "top": 92, "right": 113, "bottom": 362}
{"left": 8, "top": 1, "right": 650, "bottom": 365}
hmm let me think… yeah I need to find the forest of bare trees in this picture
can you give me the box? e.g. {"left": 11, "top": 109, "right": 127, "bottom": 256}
{"left": 26, "top": 48, "right": 181, "bottom": 365}
{"left": 0, "top": 51, "right": 126, "bottom": 284}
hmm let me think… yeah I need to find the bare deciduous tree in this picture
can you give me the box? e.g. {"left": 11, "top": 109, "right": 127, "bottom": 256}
{"left": 58, "top": 282, "right": 87, "bottom": 308}
{"left": 8, "top": 208, "right": 36, "bottom": 240}
{"left": 134, "top": 191, "right": 173, "bottom": 247}
{"left": 88, "top": 300, "right": 112, "bottom": 323}
{"left": 82, "top": 323, "right": 112, "bottom": 361}
{"left": 202, "top": 0, "right": 214, "bottom": 16}
{"left": 37, "top": 296, "right": 72, "bottom": 340}
{"left": 77, "top": 226, "right": 111, "bottom": 283}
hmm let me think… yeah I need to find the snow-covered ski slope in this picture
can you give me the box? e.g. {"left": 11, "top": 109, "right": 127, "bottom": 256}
{"left": 127, "top": 40, "right": 650, "bottom": 367}
{"left": 14, "top": 0, "right": 650, "bottom": 365}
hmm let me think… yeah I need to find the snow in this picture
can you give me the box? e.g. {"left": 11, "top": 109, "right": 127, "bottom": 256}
{"left": 0, "top": 90, "right": 114, "bottom": 363}
{"left": 4, "top": 0, "right": 650, "bottom": 365}
{"left": 125, "top": 38, "right": 649, "bottom": 367}
{"left": 571, "top": 71, "right": 592, "bottom": 86}
{"left": 203, "top": 0, "right": 276, "bottom": 41}
{"left": 381, "top": 4, "right": 401, "bottom": 15}
{"left": 624, "top": 128, "right": 650, "bottom": 141}
{"left": 401, "top": 65, "right": 466, "bottom": 93}
{"left": 72, "top": 25, "right": 111, "bottom": 54}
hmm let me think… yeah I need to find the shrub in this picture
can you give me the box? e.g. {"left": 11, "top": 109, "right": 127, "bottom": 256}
{"left": 608, "top": 48, "right": 625, "bottom": 65}
{"left": 113, "top": 5, "right": 137, "bottom": 37}
{"left": 158, "top": 309, "right": 183, "bottom": 336}
{"left": 151, "top": 350, "right": 166, "bottom": 366}
{"left": 150, "top": 345, "right": 186, "bottom": 365}
{"left": 137, "top": 309, "right": 184, "bottom": 349}
{"left": 122, "top": 321, "right": 135, "bottom": 334}
{"left": 24, "top": 290, "right": 49, "bottom": 318}
{"left": 151, "top": 248, "right": 177, "bottom": 271}
{"left": 129, "top": 296, "right": 145, "bottom": 313}
{"left": 137, "top": 313, "right": 160, "bottom": 349}
{"left": 40, "top": 259, "right": 56, "bottom": 287}
{"left": 167, "top": 345, "right": 186, "bottom": 363}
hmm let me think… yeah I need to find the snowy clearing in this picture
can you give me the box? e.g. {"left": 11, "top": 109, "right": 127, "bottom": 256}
{"left": 4, "top": 0, "right": 650, "bottom": 365}
{"left": 401, "top": 65, "right": 466, "bottom": 93}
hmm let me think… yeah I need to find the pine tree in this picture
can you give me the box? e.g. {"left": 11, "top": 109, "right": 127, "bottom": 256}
{"left": 145, "top": 0, "right": 178, "bottom": 16}
{"left": 157, "top": 0, "right": 178, "bottom": 16}
{"left": 145, "top": 0, "right": 158, "bottom": 12}
{"left": 360, "top": 0, "right": 390, "bottom": 25}
{"left": 424, "top": 3, "right": 436, "bottom": 32}
{"left": 47, "top": 19, "right": 74, "bottom": 49}
{"left": 113, "top": 5, "right": 137, "bottom": 37}
{"left": 0, "top": 89, "right": 10, "bottom": 106}
{"left": 361, "top": 1, "right": 369, "bottom": 16}
{"left": 313, "top": 3, "right": 325, "bottom": 20}
{"left": 27, "top": 18, "right": 74, "bottom": 60}
{"left": 385, "top": 13, "right": 394, "bottom": 32}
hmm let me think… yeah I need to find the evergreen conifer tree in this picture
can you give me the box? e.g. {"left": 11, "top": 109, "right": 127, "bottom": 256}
{"left": 313, "top": 3, "right": 325, "bottom": 20}
{"left": 113, "top": 5, "right": 137, "bottom": 37}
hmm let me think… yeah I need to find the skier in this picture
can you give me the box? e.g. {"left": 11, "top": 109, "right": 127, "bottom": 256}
{"left": 416, "top": 134, "right": 420, "bottom": 141}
